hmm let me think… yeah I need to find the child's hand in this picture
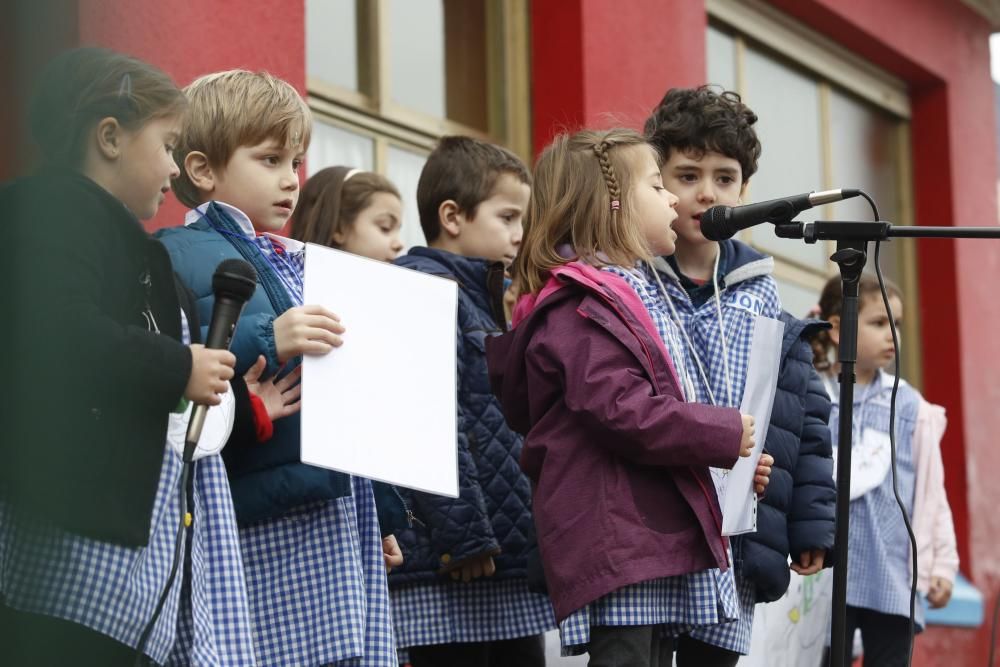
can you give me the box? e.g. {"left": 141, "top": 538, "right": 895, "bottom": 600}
{"left": 185, "top": 344, "right": 236, "bottom": 405}
{"left": 448, "top": 554, "right": 496, "bottom": 583}
{"left": 383, "top": 535, "right": 404, "bottom": 573}
{"left": 244, "top": 355, "right": 302, "bottom": 421}
{"left": 754, "top": 453, "right": 774, "bottom": 497}
{"left": 790, "top": 549, "right": 826, "bottom": 576}
{"left": 927, "top": 576, "right": 954, "bottom": 608}
{"left": 273, "top": 305, "right": 346, "bottom": 362}
{"left": 739, "top": 414, "right": 756, "bottom": 457}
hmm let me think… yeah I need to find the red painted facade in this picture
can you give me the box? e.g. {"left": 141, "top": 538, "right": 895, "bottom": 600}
{"left": 4, "top": 0, "right": 998, "bottom": 663}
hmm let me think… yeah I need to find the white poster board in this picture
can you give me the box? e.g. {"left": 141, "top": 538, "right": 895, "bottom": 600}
{"left": 300, "top": 243, "right": 459, "bottom": 497}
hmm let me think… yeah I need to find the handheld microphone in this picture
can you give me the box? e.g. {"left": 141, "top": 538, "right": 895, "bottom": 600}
{"left": 700, "top": 189, "right": 862, "bottom": 241}
{"left": 183, "top": 259, "right": 258, "bottom": 463}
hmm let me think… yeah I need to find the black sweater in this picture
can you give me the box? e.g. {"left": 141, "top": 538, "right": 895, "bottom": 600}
{"left": 0, "top": 169, "right": 192, "bottom": 546}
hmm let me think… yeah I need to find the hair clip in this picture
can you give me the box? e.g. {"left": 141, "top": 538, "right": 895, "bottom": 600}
{"left": 610, "top": 199, "right": 621, "bottom": 211}
{"left": 118, "top": 73, "right": 133, "bottom": 100}
{"left": 343, "top": 168, "right": 361, "bottom": 182}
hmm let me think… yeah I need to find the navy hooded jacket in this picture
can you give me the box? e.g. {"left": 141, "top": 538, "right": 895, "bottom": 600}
{"left": 388, "top": 247, "right": 537, "bottom": 585}
{"left": 738, "top": 312, "right": 836, "bottom": 602}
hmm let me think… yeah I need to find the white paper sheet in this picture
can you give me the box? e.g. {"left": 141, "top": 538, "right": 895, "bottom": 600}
{"left": 721, "top": 315, "right": 784, "bottom": 536}
{"left": 300, "top": 243, "right": 459, "bottom": 497}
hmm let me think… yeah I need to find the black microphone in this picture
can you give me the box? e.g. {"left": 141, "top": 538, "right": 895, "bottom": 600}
{"left": 183, "top": 259, "right": 258, "bottom": 463}
{"left": 700, "top": 189, "right": 862, "bottom": 241}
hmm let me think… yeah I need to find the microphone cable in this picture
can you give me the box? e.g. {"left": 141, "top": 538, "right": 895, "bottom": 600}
{"left": 133, "top": 461, "right": 194, "bottom": 666}
{"left": 857, "top": 189, "right": 919, "bottom": 666}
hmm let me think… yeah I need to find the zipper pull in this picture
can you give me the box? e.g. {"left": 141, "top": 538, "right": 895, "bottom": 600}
{"left": 406, "top": 509, "right": 425, "bottom": 528}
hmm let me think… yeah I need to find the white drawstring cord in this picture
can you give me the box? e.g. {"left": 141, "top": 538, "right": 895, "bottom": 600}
{"left": 648, "top": 262, "right": 717, "bottom": 406}
{"left": 711, "top": 247, "right": 735, "bottom": 406}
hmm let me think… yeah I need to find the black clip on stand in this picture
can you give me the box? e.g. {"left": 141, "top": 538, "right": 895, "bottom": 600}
{"left": 773, "top": 218, "right": 1000, "bottom": 667}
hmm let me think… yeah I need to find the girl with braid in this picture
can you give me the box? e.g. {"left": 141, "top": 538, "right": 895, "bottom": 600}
{"left": 486, "top": 128, "right": 758, "bottom": 666}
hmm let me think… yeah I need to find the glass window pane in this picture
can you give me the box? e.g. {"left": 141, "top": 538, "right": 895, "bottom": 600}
{"left": 307, "top": 120, "right": 374, "bottom": 176}
{"left": 386, "top": 145, "right": 429, "bottom": 250}
{"left": 389, "top": 0, "right": 446, "bottom": 119}
{"left": 388, "top": 0, "right": 489, "bottom": 130}
{"left": 775, "top": 276, "right": 824, "bottom": 320}
{"left": 742, "top": 47, "right": 827, "bottom": 267}
{"left": 306, "top": 0, "right": 359, "bottom": 91}
{"left": 828, "top": 88, "right": 904, "bottom": 282}
{"left": 707, "top": 26, "right": 736, "bottom": 90}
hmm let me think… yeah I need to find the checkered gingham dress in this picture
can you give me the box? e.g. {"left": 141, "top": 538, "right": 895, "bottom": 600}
{"left": 649, "top": 255, "right": 783, "bottom": 654}
{"left": 550, "top": 266, "right": 741, "bottom": 657}
{"left": 0, "top": 428, "right": 256, "bottom": 666}
{"left": 390, "top": 578, "right": 555, "bottom": 654}
{"left": 204, "top": 209, "right": 396, "bottom": 667}
{"left": 0, "top": 309, "right": 256, "bottom": 665}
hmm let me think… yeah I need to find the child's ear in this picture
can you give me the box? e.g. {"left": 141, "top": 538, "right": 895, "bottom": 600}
{"left": 331, "top": 229, "right": 347, "bottom": 246}
{"left": 828, "top": 315, "right": 841, "bottom": 345}
{"left": 184, "top": 151, "right": 217, "bottom": 194}
{"left": 94, "top": 117, "right": 122, "bottom": 160}
{"left": 739, "top": 180, "right": 750, "bottom": 202}
{"left": 438, "top": 200, "right": 463, "bottom": 239}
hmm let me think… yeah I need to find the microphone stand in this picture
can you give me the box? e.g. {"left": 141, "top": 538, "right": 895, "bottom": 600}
{"left": 772, "top": 219, "right": 1000, "bottom": 667}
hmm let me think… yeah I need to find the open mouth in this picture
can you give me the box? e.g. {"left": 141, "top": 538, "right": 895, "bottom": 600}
{"left": 274, "top": 199, "right": 293, "bottom": 212}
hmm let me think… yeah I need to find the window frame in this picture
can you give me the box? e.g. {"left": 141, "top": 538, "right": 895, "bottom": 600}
{"left": 707, "top": 0, "right": 922, "bottom": 386}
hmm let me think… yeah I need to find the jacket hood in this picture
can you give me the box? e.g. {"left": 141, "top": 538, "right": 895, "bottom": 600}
{"left": 489, "top": 261, "right": 652, "bottom": 436}
{"left": 779, "top": 311, "right": 830, "bottom": 358}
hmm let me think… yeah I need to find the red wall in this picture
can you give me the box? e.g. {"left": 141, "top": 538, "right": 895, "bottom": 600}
{"left": 531, "top": 1, "right": 998, "bottom": 664}
{"left": 531, "top": 0, "right": 708, "bottom": 150}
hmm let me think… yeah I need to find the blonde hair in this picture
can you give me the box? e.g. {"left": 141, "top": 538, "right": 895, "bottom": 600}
{"left": 290, "top": 166, "right": 401, "bottom": 248}
{"left": 172, "top": 69, "right": 312, "bottom": 207}
{"left": 515, "top": 128, "right": 655, "bottom": 295}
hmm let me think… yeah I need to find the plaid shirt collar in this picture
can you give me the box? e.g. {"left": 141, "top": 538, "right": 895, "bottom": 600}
{"left": 184, "top": 201, "right": 305, "bottom": 254}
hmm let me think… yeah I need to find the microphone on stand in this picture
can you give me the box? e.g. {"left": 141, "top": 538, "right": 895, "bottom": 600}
{"left": 700, "top": 188, "right": 862, "bottom": 241}
{"left": 183, "top": 258, "right": 258, "bottom": 463}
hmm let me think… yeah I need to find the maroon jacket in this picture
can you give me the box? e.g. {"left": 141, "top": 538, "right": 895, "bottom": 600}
{"left": 486, "top": 261, "right": 743, "bottom": 621}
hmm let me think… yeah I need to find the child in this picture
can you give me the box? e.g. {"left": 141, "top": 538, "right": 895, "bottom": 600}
{"left": 387, "top": 136, "right": 554, "bottom": 666}
{"left": 486, "top": 127, "right": 756, "bottom": 665}
{"left": 0, "top": 47, "right": 258, "bottom": 666}
{"left": 815, "top": 274, "right": 958, "bottom": 666}
{"left": 292, "top": 166, "right": 404, "bottom": 264}
{"left": 644, "top": 86, "right": 836, "bottom": 665}
{"left": 289, "top": 164, "right": 409, "bottom": 570}
{"left": 157, "top": 71, "right": 395, "bottom": 667}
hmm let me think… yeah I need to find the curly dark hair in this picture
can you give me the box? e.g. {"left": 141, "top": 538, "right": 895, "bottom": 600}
{"left": 643, "top": 85, "right": 762, "bottom": 182}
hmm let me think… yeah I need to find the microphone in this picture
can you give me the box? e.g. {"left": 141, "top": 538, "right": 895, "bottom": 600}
{"left": 183, "top": 259, "right": 258, "bottom": 463}
{"left": 700, "top": 189, "right": 862, "bottom": 241}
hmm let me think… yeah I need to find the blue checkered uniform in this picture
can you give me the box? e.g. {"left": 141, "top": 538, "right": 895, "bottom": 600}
{"left": 195, "top": 206, "right": 395, "bottom": 666}
{"left": 827, "top": 372, "right": 922, "bottom": 627}
{"left": 240, "top": 480, "right": 396, "bottom": 667}
{"left": 391, "top": 579, "right": 554, "bottom": 653}
{"left": 0, "top": 311, "right": 256, "bottom": 665}
{"left": 649, "top": 253, "right": 782, "bottom": 655}
{"left": 544, "top": 266, "right": 742, "bottom": 656}
{"left": 0, "top": 445, "right": 255, "bottom": 666}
